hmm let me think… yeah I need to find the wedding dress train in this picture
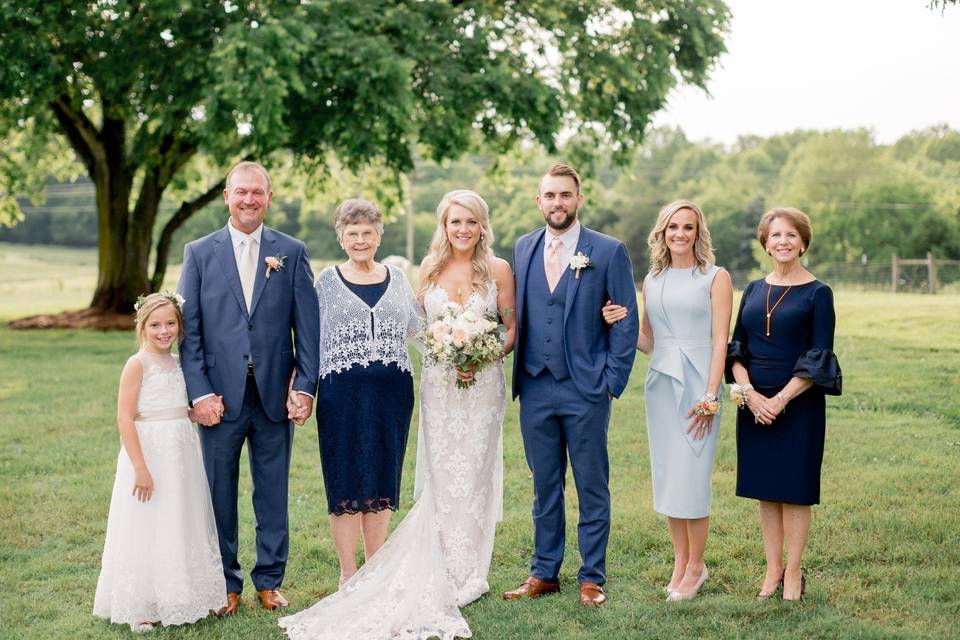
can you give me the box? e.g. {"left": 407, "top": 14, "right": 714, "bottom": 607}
{"left": 280, "top": 284, "right": 505, "bottom": 640}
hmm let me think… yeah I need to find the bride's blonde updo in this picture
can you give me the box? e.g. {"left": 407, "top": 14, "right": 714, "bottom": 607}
{"left": 419, "top": 189, "right": 495, "bottom": 295}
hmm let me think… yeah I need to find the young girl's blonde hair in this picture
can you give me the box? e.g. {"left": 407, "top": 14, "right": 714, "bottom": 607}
{"left": 134, "top": 292, "right": 184, "bottom": 347}
{"left": 419, "top": 190, "right": 495, "bottom": 295}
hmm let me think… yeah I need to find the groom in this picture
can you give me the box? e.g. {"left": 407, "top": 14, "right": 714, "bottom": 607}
{"left": 505, "top": 163, "right": 639, "bottom": 606}
{"left": 178, "top": 161, "right": 319, "bottom": 614}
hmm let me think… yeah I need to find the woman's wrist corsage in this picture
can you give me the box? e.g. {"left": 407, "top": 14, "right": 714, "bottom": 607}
{"left": 694, "top": 393, "right": 720, "bottom": 417}
{"left": 729, "top": 383, "right": 753, "bottom": 408}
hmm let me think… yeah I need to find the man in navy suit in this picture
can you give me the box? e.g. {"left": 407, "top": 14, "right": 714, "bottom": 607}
{"left": 178, "top": 161, "right": 319, "bottom": 614}
{"left": 503, "top": 163, "right": 639, "bottom": 606}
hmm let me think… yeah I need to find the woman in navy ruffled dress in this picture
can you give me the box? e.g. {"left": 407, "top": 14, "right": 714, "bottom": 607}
{"left": 726, "top": 208, "right": 842, "bottom": 602}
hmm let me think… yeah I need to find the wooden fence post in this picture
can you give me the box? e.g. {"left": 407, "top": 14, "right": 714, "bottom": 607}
{"left": 891, "top": 254, "right": 899, "bottom": 293}
{"left": 927, "top": 251, "right": 938, "bottom": 294}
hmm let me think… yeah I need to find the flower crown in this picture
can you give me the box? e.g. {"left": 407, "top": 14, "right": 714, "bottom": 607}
{"left": 134, "top": 290, "right": 186, "bottom": 313}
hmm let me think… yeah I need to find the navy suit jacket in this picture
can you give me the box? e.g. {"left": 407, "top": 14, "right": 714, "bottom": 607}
{"left": 512, "top": 225, "right": 639, "bottom": 403}
{"left": 178, "top": 225, "right": 320, "bottom": 423}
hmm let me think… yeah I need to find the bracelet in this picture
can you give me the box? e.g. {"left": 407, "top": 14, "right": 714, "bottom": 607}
{"left": 729, "top": 383, "right": 753, "bottom": 408}
{"left": 776, "top": 391, "right": 787, "bottom": 413}
{"left": 694, "top": 395, "right": 720, "bottom": 416}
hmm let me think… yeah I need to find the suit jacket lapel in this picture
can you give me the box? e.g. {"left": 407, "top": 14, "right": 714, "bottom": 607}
{"left": 563, "top": 226, "right": 593, "bottom": 324}
{"left": 515, "top": 228, "right": 545, "bottom": 325}
{"left": 249, "top": 227, "right": 274, "bottom": 318}
{"left": 215, "top": 225, "right": 249, "bottom": 319}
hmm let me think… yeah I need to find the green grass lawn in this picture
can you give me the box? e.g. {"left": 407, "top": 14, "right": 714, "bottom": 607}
{"left": 1, "top": 244, "right": 959, "bottom": 639}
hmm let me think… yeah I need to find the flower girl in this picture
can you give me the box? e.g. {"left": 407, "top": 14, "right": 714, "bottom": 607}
{"left": 93, "top": 293, "right": 225, "bottom": 632}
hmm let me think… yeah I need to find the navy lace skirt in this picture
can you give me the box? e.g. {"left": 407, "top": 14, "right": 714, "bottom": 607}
{"left": 316, "top": 361, "right": 414, "bottom": 515}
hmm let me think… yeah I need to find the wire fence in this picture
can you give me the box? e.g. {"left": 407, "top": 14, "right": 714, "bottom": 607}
{"left": 727, "top": 255, "right": 960, "bottom": 294}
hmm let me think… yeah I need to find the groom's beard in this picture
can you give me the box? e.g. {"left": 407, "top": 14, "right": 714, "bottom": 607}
{"left": 543, "top": 205, "right": 578, "bottom": 231}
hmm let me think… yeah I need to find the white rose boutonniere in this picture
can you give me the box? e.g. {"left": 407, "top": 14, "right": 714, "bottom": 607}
{"left": 264, "top": 255, "right": 287, "bottom": 279}
{"left": 568, "top": 252, "right": 593, "bottom": 279}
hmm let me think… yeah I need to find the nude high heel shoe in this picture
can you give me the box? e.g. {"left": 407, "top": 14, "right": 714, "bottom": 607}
{"left": 666, "top": 567, "right": 709, "bottom": 602}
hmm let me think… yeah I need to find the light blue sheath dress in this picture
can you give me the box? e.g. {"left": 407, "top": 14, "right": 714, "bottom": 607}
{"left": 644, "top": 264, "right": 722, "bottom": 519}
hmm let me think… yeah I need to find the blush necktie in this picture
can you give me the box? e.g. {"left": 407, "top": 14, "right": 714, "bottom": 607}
{"left": 546, "top": 236, "right": 562, "bottom": 293}
{"left": 239, "top": 237, "right": 258, "bottom": 312}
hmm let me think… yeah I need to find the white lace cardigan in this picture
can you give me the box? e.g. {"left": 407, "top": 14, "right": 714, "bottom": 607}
{"left": 315, "top": 265, "right": 423, "bottom": 379}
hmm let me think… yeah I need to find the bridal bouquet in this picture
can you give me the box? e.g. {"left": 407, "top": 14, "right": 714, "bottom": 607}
{"left": 419, "top": 302, "right": 504, "bottom": 389}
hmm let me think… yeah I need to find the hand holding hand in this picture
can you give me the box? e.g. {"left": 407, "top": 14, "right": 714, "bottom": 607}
{"left": 132, "top": 465, "right": 154, "bottom": 502}
{"left": 294, "top": 395, "right": 314, "bottom": 426}
{"left": 746, "top": 389, "right": 774, "bottom": 425}
{"left": 286, "top": 389, "right": 302, "bottom": 420}
{"left": 193, "top": 395, "right": 224, "bottom": 427}
{"left": 602, "top": 300, "right": 628, "bottom": 325}
{"left": 287, "top": 391, "right": 314, "bottom": 425}
{"left": 762, "top": 392, "right": 787, "bottom": 420}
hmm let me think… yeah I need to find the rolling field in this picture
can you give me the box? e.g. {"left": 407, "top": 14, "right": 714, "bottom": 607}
{"left": 1, "top": 243, "right": 958, "bottom": 639}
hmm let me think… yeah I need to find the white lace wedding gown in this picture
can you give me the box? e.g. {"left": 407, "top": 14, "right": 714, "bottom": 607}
{"left": 279, "top": 284, "right": 506, "bottom": 640}
{"left": 93, "top": 352, "right": 225, "bottom": 630}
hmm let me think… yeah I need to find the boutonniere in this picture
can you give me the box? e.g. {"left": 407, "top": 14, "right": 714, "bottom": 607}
{"left": 264, "top": 255, "right": 287, "bottom": 279}
{"left": 568, "top": 252, "right": 593, "bottom": 279}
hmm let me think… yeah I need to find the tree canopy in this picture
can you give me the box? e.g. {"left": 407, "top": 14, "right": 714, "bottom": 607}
{"left": 0, "top": 0, "right": 730, "bottom": 315}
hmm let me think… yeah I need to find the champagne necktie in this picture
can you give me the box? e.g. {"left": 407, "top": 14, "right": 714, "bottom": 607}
{"left": 239, "top": 237, "right": 258, "bottom": 312}
{"left": 546, "top": 236, "right": 562, "bottom": 293}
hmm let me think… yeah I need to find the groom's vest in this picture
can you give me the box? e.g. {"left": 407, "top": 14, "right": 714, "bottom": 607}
{"left": 521, "top": 238, "right": 571, "bottom": 381}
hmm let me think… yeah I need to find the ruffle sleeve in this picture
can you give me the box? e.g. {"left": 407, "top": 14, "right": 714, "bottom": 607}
{"left": 792, "top": 348, "right": 842, "bottom": 395}
{"left": 724, "top": 339, "right": 748, "bottom": 383}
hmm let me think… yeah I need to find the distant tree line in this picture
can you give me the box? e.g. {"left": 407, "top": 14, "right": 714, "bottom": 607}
{"left": 4, "top": 125, "right": 959, "bottom": 280}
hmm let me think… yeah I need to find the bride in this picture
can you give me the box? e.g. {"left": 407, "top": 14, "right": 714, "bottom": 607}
{"left": 279, "top": 190, "right": 515, "bottom": 639}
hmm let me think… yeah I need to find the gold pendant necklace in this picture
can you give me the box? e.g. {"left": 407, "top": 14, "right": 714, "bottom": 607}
{"left": 765, "top": 282, "right": 792, "bottom": 337}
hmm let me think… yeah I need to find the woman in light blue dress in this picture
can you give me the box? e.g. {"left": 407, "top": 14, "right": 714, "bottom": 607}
{"left": 605, "top": 200, "right": 732, "bottom": 601}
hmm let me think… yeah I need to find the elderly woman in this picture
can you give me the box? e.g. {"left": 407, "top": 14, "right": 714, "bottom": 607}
{"left": 727, "top": 208, "right": 842, "bottom": 601}
{"left": 310, "top": 198, "right": 421, "bottom": 586}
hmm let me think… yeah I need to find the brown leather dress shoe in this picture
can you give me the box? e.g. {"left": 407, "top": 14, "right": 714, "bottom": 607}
{"left": 257, "top": 589, "right": 289, "bottom": 610}
{"left": 579, "top": 582, "right": 607, "bottom": 606}
{"left": 502, "top": 576, "right": 561, "bottom": 600}
{"left": 217, "top": 592, "right": 241, "bottom": 616}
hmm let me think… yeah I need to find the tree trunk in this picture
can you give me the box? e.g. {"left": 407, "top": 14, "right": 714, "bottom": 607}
{"left": 47, "top": 97, "right": 205, "bottom": 317}
{"left": 87, "top": 118, "right": 152, "bottom": 314}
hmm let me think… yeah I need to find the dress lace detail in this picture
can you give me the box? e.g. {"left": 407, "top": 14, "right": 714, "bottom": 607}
{"left": 93, "top": 352, "right": 226, "bottom": 630}
{"left": 279, "top": 284, "right": 505, "bottom": 640}
{"left": 316, "top": 265, "right": 423, "bottom": 379}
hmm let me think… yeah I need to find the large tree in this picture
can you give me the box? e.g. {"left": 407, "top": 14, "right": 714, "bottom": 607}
{"left": 0, "top": 0, "right": 729, "bottom": 315}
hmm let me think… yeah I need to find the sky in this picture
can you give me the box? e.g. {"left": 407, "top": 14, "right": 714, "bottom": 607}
{"left": 652, "top": 0, "right": 960, "bottom": 145}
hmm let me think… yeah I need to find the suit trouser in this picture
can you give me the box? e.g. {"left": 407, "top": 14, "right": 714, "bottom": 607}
{"left": 518, "top": 370, "right": 612, "bottom": 585}
{"left": 199, "top": 375, "right": 294, "bottom": 593}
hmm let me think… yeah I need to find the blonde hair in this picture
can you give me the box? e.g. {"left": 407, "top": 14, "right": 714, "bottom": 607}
{"left": 420, "top": 190, "right": 495, "bottom": 295}
{"left": 134, "top": 293, "right": 184, "bottom": 348}
{"left": 647, "top": 200, "right": 716, "bottom": 275}
{"left": 758, "top": 207, "right": 812, "bottom": 252}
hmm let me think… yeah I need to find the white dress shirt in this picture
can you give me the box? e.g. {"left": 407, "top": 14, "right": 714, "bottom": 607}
{"left": 227, "top": 218, "right": 264, "bottom": 266}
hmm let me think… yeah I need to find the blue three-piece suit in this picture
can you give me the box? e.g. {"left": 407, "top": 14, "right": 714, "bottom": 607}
{"left": 513, "top": 225, "right": 639, "bottom": 585}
